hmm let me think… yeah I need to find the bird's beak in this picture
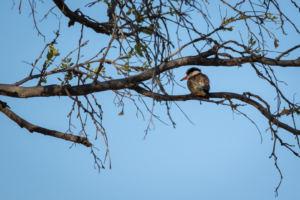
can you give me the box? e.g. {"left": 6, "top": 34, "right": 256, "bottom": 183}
{"left": 180, "top": 76, "right": 188, "bottom": 81}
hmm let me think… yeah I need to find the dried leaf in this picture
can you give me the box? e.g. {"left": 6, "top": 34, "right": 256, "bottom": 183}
{"left": 118, "top": 109, "right": 124, "bottom": 116}
{"left": 274, "top": 39, "right": 279, "bottom": 48}
{"left": 281, "top": 108, "right": 290, "bottom": 116}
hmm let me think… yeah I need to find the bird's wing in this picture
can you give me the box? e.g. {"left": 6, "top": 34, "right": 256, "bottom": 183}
{"left": 194, "top": 74, "right": 210, "bottom": 92}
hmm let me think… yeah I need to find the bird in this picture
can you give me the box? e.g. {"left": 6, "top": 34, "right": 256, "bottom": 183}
{"left": 180, "top": 67, "right": 210, "bottom": 96}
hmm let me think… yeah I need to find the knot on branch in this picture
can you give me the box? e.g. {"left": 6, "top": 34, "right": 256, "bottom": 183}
{"left": 0, "top": 100, "right": 10, "bottom": 109}
{"left": 80, "top": 137, "right": 92, "bottom": 147}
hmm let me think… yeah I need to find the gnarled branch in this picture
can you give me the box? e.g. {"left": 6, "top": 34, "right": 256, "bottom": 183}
{"left": 132, "top": 85, "right": 300, "bottom": 136}
{"left": 0, "top": 102, "right": 92, "bottom": 147}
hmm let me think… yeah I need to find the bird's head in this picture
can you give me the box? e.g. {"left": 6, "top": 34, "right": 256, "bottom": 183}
{"left": 180, "top": 67, "right": 202, "bottom": 81}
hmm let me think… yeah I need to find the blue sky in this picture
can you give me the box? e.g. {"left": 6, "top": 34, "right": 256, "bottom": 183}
{"left": 0, "top": 1, "right": 300, "bottom": 199}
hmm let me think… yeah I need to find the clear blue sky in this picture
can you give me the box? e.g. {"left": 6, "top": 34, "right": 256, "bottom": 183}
{"left": 0, "top": 1, "right": 299, "bottom": 199}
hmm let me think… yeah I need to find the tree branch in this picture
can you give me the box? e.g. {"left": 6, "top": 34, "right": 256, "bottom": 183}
{"left": 52, "top": 0, "right": 111, "bottom": 34}
{"left": 2, "top": 51, "right": 300, "bottom": 98}
{"left": 132, "top": 85, "right": 300, "bottom": 136}
{"left": 0, "top": 101, "right": 92, "bottom": 147}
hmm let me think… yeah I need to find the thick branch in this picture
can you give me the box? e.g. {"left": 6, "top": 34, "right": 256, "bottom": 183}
{"left": 132, "top": 86, "right": 300, "bottom": 136}
{"left": 1, "top": 52, "right": 300, "bottom": 98}
{"left": 0, "top": 103, "right": 92, "bottom": 147}
{"left": 52, "top": 0, "right": 111, "bottom": 34}
{"left": 201, "top": 55, "right": 300, "bottom": 67}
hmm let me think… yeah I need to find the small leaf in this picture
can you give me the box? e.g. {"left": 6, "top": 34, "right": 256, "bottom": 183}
{"left": 128, "top": 48, "right": 134, "bottom": 55}
{"left": 155, "top": 22, "right": 161, "bottom": 29}
{"left": 227, "top": 26, "right": 234, "bottom": 31}
{"left": 142, "top": 45, "right": 148, "bottom": 51}
{"left": 169, "top": 7, "right": 173, "bottom": 16}
{"left": 135, "top": 44, "right": 144, "bottom": 57}
{"left": 47, "top": 51, "right": 53, "bottom": 60}
{"left": 132, "top": 10, "right": 140, "bottom": 20}
{"left": 281, "top": 108, "right": 290, "bottom": 116}
{"left": 120, "top": 54, "right": 132, "bottom": 59}
{"left": 49, "top": 45, "right": 54, "bottom": 51}
{"left": 148, "top": 24, "right": 154, "bottom": 30}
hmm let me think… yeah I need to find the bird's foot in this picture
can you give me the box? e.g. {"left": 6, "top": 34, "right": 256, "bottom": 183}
{"left": 190, "top": 93, "right": 210, "bottom": 100}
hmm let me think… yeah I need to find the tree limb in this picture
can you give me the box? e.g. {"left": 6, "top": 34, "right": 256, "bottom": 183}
{"left": 1, "top": 51, "right": 300, "bottom": 98}
{"left": 132, "top": 85, "right": 300, "bottom": 136}
{"left": 0, "top": 101, "right": 92, "bottom": 147}
{"left": 52, "top": 0, "right": 111, "bottom": 34}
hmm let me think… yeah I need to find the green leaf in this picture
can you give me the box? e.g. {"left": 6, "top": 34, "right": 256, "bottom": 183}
{"left": 132, "top": 10, "right": 138, "bottom": 18}
{"left": 169, "top": 7, "right": 173, "bottom": 16}
{"left": 134, "top": 44, "right": 144, "bottom": 57}
{"left": 49, "top": 45, "right": 54, "bottom": 51}
{"left": 53, "top": 49, "right": 59, "bottom": 56}
{"left": 223, "top": 16, "right": 234, "bottom": 24}
{"left": 128, "top": 48, "right": 134, "bottom": 54}
{"left": 141, "top": 30, "right": 152, "bottom": 35}
{"left": 120, "top": 54, "right": 132, "bottom": 59}
{"left": 148, "top": 24, "right": 154, "bottom": 30}
{"left": 133, "top": 24, "right": 139, "bottom": 28}
{"left": 155, "top": 22, "right": 161, "bottom": 29}
{"left": 227, "top": 26, "right": 234, "bottom": 31}
{"left": 142, "top": 45, "right": 148, "bottom": 51}
{"left": 47, "top": 51, "right": 53, "bottom": 60}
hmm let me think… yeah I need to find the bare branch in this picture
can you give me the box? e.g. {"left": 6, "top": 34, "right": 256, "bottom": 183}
{"left": 132, "top": 86, "right": 300, "bottom": 136}
{"left": 0, "top": 101, "right": 92, "bottom": 147}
